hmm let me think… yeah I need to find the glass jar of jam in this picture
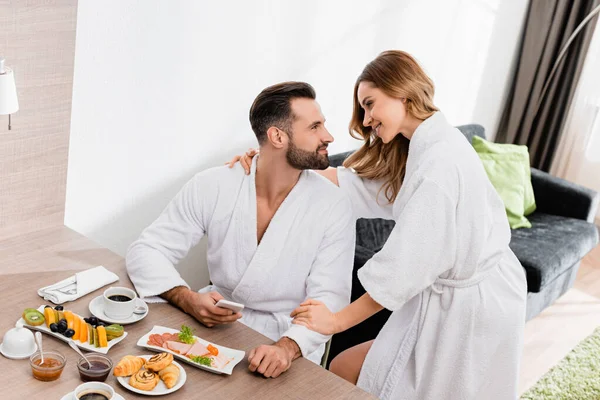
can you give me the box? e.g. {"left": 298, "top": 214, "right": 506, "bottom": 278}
{"left": 29, "top": 350, "right": 66, "bottom": 381}
{"left": 77, "top": 353, "right": 113, "bottom": 382}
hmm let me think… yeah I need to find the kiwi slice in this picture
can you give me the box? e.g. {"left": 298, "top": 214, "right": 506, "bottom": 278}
{"left": 57, "top": 311, "right": 65, "bottom": 321}
{"left": 87, "top": 323, "right": 93, "bottom": 345}
{"left": 23, "top": 309, "right": 45, "bottom": 326}
{"left": 105, "top": 324, "right": 124, "bottom": 338}
{"left": 93, "top": 327, "right": 99, "bottom": 348}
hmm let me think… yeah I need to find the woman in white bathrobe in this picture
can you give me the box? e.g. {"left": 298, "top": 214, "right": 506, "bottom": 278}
{"left": 234, "top": 50, "right": 527, "bottom": 399}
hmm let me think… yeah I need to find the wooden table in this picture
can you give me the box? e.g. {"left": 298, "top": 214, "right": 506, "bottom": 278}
{"left": 0, "top": 226, "right": 372, "bottom": 399}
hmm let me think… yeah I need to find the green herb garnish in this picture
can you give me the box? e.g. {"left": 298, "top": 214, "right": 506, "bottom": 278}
{"left": 190, "top": 355, "right": 213, "bottom": 366}
{"left": 178, "top": 325, "right": 196, "bottom": 344}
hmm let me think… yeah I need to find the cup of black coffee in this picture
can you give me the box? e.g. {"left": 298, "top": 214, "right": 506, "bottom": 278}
{"left": 72, "top": 381, "right": 115, "bottom": 399}
{"left": 103, "top": 287, "right": 137, "bottom": 319}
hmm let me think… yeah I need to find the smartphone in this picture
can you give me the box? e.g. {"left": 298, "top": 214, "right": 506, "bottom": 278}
{"left": 215, "top": 299, "right": 245, "bottom": 313}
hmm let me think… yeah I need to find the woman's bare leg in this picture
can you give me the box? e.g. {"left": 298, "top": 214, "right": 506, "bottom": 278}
{"left": 329, "top": 340, "right": 374, "bottom": 384}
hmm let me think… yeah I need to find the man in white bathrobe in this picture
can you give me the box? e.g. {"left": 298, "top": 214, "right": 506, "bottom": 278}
{"left": 126, "top": 82, "right": 355, "bottom": 378}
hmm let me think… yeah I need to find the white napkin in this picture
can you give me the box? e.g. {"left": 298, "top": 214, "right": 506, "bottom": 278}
{"left": 37, "top": 266, "right": 119, "bottom": 304}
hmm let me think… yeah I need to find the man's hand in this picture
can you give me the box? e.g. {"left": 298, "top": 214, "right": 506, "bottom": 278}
{"left": 161, "top": 287, "right": 242, "bottom": 328}
{"left": 248, "top": 337, "right": 301, "bottom": 378}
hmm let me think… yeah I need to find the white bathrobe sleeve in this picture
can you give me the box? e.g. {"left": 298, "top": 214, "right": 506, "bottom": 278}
{"left": 283, "top": 196, "right": 355, "bottom": 357}
{"left": 126, "top": 173, "right": 212, "bottom": 302}
{"left": 358, "top": 178, "right": 457, "bottom": 311}
{"left": 337, "top": 167, "right": 394, "bottom": 220}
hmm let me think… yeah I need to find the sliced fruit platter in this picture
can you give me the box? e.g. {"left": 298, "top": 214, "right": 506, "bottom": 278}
{"left": 19, "top": 305, "right": 126, "bottom": 354}
{"left": 137, "top": 325, "right": 245, "bottom": 375}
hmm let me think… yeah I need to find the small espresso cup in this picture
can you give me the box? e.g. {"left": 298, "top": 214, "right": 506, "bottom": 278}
{"left": 103, "top": 286, "right": 137, "bottom": 319}
{"left": 72, "top": 381, "right": 115, "bottom": 399}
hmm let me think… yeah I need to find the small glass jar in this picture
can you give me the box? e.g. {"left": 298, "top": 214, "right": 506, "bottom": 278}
{"left": 29, "top": 350, "right": 66, "bottom": 381}
{"left": 77, "top": 353, "right": 113, "bottom": 382}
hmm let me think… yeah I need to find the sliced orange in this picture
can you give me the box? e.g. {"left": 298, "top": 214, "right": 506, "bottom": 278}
{"left": 73, "top": 316, "right": 80, "bottom": 341}
{"left": 97, "top": 326, "right": 108, "bottom": 347}
{"left": 78, "top": 317, "right": 88, "bottom": 343}
{"left": 64, "top": 311, "right": 74, "bottom": 330}
{"left": 43, "top": 307, "right": 56, "bottom": 328}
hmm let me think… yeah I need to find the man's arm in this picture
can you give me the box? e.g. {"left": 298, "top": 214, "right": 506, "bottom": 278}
{"left": 126, "top": 173, "right": 210, "bottom": 302}
{"left": 281, "top": 195, "right": 355, "bottom": 357}
{"left": 161, "top": 286, "right": 242, "bottom": 328}
{"left": 126, "top": 170, "right": 243, "bottom": 327}
{"left": 248, "top": 196, "right": 355, "bottom": 378}
{"left": 248, "top": 337, "right": 301, "bottom": 379}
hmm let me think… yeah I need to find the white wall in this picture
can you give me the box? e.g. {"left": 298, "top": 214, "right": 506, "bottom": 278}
{"left": 65, "top": 0, "right": 529, "bottom": 290}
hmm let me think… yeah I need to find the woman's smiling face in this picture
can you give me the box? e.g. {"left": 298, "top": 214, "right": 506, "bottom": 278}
{"left": 357, "top": 81, "right": 408, "bottom": 144}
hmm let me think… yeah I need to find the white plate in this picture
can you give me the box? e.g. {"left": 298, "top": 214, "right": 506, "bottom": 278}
{"left": 60, "top": 391, "right": 125, "bottom": 400}
{"left": 0, "top": 342, "right": 37, "bottom": 359}
{"left": 19, "top": 305, "right": 127, "bottom": 354}
{"left": 89, "top": 295, "right": 149, "bottom": 325}
{"left": 137, "top": 325, "right": 245, "bottom": 375}
{"left": 116, "top": 355, "right": 186, "bottom": 396}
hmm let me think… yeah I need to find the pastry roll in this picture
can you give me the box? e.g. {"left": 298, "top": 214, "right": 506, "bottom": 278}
{"left": 158, "top": 363, "right": 180, "bottom": 389}
{"left": 129, "top": 369, "right": 159, "bottom": 391}
{"left": 145, "top": 352, "right": 173, "bottom": 372}
{"left": 113, "top": 355, "right": 146, "bottom": 377}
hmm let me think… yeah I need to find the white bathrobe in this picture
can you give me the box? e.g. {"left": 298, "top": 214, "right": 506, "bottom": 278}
{"left": 338, "top": 112, "right": 527, "bottom": 399}
{"left": 126, "top": 157, "right": 355, "bottom": 364}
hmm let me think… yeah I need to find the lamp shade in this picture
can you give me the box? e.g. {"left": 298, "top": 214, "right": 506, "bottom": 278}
{"left": 0, "top": 59, "right": 19, "bottom": 115}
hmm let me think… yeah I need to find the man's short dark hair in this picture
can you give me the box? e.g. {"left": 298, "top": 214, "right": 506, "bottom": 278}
{"left": 249, "top": 82, "right": 316, "bottom": 145}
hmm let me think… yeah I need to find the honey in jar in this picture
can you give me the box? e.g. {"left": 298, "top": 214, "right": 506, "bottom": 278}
{"left": 30, "top": 353, "right": 66, "bottom": 382}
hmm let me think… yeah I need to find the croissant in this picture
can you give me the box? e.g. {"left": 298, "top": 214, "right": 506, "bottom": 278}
{"left": 113, "top": 355, "right": 146, "bottom": 377}
{"left": 158, "top": 363, "right": 180, "bottom": 389}
{"left": 145, "top": 352, "right": 173, "bottom": 372}
{"left": 129, "top": 369, "right": 159, "bottom": 391}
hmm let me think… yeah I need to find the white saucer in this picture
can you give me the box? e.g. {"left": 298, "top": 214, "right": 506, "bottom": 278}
{"left": 0, "top": 342, "right": 37, "bottom": 360}
{"left": 89, "top": 295, "right": 149, "bottom": 325}
{"left": 60, "top": 391, "right": 125, "bottom": 400}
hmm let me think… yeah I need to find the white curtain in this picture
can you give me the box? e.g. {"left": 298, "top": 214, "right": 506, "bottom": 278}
{"left": 551, "top": 19, "right": 600, "bottom": 224}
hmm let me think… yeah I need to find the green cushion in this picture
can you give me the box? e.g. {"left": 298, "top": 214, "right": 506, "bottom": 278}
{"left": 472, "top": 136, "right": 536, "bottom": 229}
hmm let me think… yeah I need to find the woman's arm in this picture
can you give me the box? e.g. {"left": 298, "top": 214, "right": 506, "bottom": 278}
{"left": 228, "top": 149, "right": 340, "bottom": 186}
{"left": 336, "top": 293, "right": 383, "bottom": 332}
{"left": 291, "top": 293, "right": 384, "bottom": 335}
{"left": 315, "top": 167, "right": 339, "bottom": 186}
{"left": 227, "top": 150, "right": 392, "bottom": 219}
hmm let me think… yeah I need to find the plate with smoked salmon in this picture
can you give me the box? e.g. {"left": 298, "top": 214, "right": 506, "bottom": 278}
{"left": 137, "top": 325, "right": 245, "bottom": 375}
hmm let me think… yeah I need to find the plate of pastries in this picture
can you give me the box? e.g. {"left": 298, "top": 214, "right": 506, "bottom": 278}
{"left": 114, "top": 353, "right": 186, "bottom": 395}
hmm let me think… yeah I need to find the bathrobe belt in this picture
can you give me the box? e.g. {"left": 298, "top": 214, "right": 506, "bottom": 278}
{"left": 431, "top": 259, "right": 502, "bottom": 310}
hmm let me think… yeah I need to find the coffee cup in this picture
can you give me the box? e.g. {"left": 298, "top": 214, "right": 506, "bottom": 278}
{"left": 103, "top": 287, "right": 137, "bottom": 319}
{"left": 72, "top": 381, "right": 115, "bottom": 400}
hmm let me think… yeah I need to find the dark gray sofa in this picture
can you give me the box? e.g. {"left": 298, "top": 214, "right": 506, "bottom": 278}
{"left": 326, "top": 124, "right": 600, "bottom": 366}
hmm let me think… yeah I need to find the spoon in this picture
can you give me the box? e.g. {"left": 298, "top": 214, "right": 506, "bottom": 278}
{"left": 68, "top": 340, "right": 92, "bottom": 368}
{"left": 35, "top": 332, "right": 43, "bottom": 366}
{"left": 133, "top": 305, "right": 148, "bottom": 315}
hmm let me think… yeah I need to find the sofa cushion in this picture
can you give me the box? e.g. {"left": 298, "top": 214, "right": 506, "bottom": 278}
{"left": 456, "top": 124, "right": 485, "bottom": 143}
{"left": 472, "top": 136, "right": 536, "bottom": 229}
{"left": 355, "top": 218, "right": 395, "bottom": 251}
{"left": 509, "top": 212, "right": 599, "bottom": 292}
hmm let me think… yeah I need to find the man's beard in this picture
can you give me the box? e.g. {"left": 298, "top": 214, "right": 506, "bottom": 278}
{"left": 286, "top": 139, "right": 330, "bottom": 170}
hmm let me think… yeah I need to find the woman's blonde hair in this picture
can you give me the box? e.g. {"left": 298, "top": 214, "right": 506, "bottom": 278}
{"left": 344, "top": 50, "right": 439, "bottom": 203}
